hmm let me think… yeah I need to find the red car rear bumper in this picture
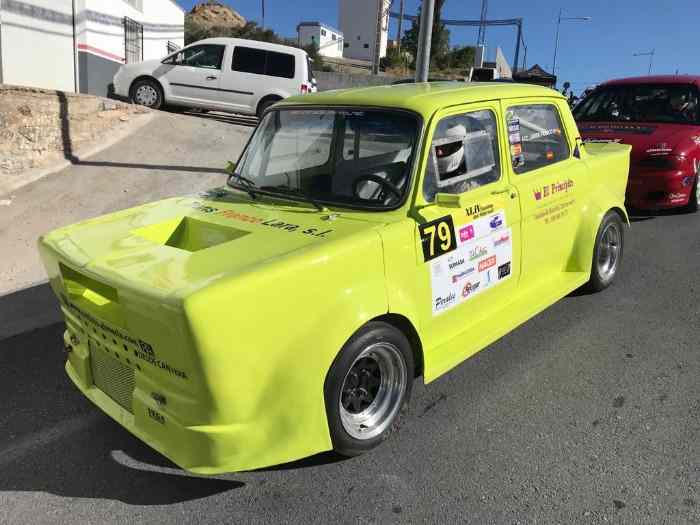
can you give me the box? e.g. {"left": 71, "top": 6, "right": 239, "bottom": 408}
{"left": 626, "top": 168, "right": 696, "bottom": 210}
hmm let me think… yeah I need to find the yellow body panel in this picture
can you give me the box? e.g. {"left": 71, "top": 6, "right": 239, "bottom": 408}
{"left": 38, "top": 83, "right": 631, "bottom": 472}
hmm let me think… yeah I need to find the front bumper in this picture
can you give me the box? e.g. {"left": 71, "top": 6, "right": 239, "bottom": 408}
{"left": 626, "top": 169, "right": 695, "bottom": 210}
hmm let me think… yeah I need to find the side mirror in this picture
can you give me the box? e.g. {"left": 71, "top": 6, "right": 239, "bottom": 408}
{"left": 435, "top": 192, "right": 469, "bottom": 208}
{"left": 573, "top": 137, "right": 584, "bottom": 159}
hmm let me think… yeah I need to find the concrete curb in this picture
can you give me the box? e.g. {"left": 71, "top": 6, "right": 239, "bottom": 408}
{"left": 0, "top": 111, "right": 155, "bottom": 199}
{"left": 0, "top": 280, "right": 62, "bottom": 341}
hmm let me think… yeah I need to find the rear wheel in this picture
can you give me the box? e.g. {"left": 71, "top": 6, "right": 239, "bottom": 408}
{"left": 256, "top": 98, "right": 280, "bottom": 119}
{"left": 130, "top": 78, "right": 162, "bottom": 109}
{"left": 324, "top": 322, "right": 414, "bottom": 456}
{"left": 584, "top": 211, "right": 625, "bottom": 292}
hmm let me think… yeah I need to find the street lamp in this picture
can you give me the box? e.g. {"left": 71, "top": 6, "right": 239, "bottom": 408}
{"left": 633, "top": 49, "right": 655, "bottom": 75}
{"left": 552, "top": 8, "right": 591, "bottom": 78}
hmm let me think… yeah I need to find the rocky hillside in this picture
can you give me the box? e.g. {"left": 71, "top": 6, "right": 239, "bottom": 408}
{"left": 188, "top": 2, "right": 246, "bottom": 30}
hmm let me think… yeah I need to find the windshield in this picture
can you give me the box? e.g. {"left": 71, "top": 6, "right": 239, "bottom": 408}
{"left": 574, "top": 84, "right": 700, "bottom": 124}
{"left": 230, "top": 108, "right": 420, "bottom": 209}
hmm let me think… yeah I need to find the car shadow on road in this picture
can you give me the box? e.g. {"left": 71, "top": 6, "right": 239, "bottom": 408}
{"left": 173, "top": 108, "right": 259, "bottom": 128}
{"left": 0, "top": 287, "right": 244, "bottom": 505}
{"left": 55, "top": 91, "right": 234, "bottom": 175}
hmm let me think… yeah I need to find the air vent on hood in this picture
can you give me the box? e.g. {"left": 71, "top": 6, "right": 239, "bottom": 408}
{"left": 135, "top": 216, "right": 250, "bottom": 253}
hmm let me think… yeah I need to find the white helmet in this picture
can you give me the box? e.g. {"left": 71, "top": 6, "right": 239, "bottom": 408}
{"left": 436, "top": 123, "right": 466, "bottom": 175}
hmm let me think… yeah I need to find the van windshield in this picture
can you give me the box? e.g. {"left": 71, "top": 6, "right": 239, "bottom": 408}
{"left": 574, "top": 84, "right": 700, "bottom": 125}
{"left": 229, "top": 108, "right": 420, "bottom": 209}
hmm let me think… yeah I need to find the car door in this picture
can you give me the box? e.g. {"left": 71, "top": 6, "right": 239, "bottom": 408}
{"left": 162, "top": 43, "right": 226, "bottom": 107}
{"left": 218, "top": 45, "right": 269, "bottom": 113}
{"left": 413, "top": 102, "right": 522, "bottom": 362}
{"left": 502, "top": 99, "right": 588, "bottom": 287}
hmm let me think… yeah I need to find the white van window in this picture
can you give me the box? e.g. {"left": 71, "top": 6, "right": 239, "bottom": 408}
{"left": 232, "top": 47, "right": 296, "bottom": 79}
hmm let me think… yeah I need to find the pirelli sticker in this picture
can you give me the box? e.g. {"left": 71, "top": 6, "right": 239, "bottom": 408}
{"left": 419, "top": 215, "right": 457, "bottom": 262}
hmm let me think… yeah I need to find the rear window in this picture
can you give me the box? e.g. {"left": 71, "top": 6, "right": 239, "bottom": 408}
{"left": 232, "top": 46, "right": 295, "bottom": 79}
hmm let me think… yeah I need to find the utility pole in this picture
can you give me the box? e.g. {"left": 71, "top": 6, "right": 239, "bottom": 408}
{"left": 371, "top": 0, "right": 387, "bottom": 75}
{"left": 477, "top": 0, "right": 488, "bottom": 46}
{"left": 261, "top": 0, "right": 265, "bottom": 29}
{"left": 396, "top": 0, "right": 405, "bottom": 55}
{"left": 414, "top": 0, "right": 435, "bottom": 82}
{"left": 552, "top": 8, "right": 591, "bottom": 79}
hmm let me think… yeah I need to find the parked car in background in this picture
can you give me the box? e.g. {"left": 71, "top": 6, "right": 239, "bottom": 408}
{"left": 39, "top": 82, "right": 631, "bottom": 473}
{"left": 113, "top": 37, "right": 317, "bottom": 117}
{"left": 575, "top": 76, "right": 700, "bottom": 212}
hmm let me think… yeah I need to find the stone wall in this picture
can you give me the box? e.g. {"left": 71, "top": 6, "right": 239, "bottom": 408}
{"left": 314, "top": 71, "right": 409, "bottom": 92}
{"left": 0, "top": 85, "right": 148, "bottom": 176}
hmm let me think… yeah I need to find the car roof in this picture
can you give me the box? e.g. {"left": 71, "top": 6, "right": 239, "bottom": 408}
{"left": 193, "top": 37, "right": 307, "bottom": 56}
{"left": 280, "top": 81, "right": 565, "bottom": 117}
{"left": 601, "top": 75, "right": 700, "bottom": 87}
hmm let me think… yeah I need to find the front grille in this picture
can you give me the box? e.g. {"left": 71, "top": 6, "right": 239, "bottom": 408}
{"left": 90, "top": 342, "right": 135, "bottom": 413}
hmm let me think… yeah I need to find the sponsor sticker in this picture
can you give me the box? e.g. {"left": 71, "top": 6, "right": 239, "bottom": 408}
{"left": 451, "top": 267, "right": 475, "bottom": 283}
{"left": 459, "top": 224, "right": 475, "bottom": 242}
{"left": 498, "top": 262, "right": 511, "bottom": 279}
{"left": 462, "top": 281, "right": 480, "bottom": 298}
{"left": 478, "top": 255, "right": 497, "bottom": 272}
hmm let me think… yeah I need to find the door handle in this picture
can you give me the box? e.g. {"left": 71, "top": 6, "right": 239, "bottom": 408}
{"left": 491, "top": 188, "right": 517, "bottom": 199}
{"left": 206, "top": 76, "right": 218, "bottom": 81}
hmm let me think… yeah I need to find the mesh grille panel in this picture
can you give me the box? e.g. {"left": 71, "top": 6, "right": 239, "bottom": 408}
{"left": 90, "top": 342, "right": 135, "bottom": 413}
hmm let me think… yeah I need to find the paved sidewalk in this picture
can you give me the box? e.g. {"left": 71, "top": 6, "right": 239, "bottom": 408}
{"left": 0, "top": 110, "right": 253, "bottom": 295}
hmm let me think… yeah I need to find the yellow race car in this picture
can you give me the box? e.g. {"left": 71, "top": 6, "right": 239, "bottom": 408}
{"left": 38, "top": 82, "right": 631, "bottom": 473}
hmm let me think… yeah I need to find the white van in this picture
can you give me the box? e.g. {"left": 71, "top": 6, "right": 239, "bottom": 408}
{"left": 113, "top": 37, "right": 317, "bottom": 117}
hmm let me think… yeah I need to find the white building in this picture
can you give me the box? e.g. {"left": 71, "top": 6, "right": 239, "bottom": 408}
{"left": 338, "top": 0, "right": 390, "bottom": 62}
{"left": 297, "top": 21, "right": 343, "bottom": 59}
{"left": 0, "top": 0, "right": 184, "bottom": 96}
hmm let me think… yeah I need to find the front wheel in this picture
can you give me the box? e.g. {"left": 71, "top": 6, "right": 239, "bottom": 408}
{"left": 584, "top": 211, "right": 625, "bottom": 293}
{"left": 324, "top": 322, "right": 414, "bottom": 457}
{"left": 130, "top": 79, "right": 163, "bottom": 109}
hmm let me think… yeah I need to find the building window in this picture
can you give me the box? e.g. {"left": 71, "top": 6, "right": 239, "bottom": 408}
{"left": 321, "top": 29, "right": 327, "bottom": 36}
{"left": 357, "top": 36, "right": 361, "bottom": 40}
{"left": 363, "top": 43, "right": 369, "bottom": 49}
{"left": 332, "top": 34, "right": 337, "bottom": 41}
{"left": 344, "top": 43, "right": 349, "bottom": 48}
{"left": 123, "top": 17, "right": 143, "bottom": 64}
{"left": 124, "top": 0, "right": 143, "bottom": 11}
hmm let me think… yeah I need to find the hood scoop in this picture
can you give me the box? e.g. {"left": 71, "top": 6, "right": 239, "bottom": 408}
{"left": 134, "top": 216, "right": 250, "bottom": 253}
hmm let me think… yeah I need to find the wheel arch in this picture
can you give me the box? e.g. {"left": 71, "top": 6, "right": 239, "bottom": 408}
{"left": 370, "top": 313, "right": 424, "bottom": 379}
{"left": 256, "top": 94, "right": 284, "bottom": 117}
{"left": 129, "top": 75, "right": 165, "bottom": 101}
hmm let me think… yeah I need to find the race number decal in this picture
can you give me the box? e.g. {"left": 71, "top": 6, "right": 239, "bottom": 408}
{"left": 419, "top": 216, "right": 457, "bottom": 262}
{"left": 429, "top": 210, "right": 513, "bottom": 316}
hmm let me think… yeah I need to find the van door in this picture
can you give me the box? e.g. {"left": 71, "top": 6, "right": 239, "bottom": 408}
{"left": 162, "top": 43, "right": 226, "bottom": 107}
{"left": 218, "top": 46, "right": 297, "bottom": 114}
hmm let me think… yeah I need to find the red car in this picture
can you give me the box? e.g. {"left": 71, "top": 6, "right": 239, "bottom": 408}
{"left": 574, "top": 76, "right": 700, "bottom": 212}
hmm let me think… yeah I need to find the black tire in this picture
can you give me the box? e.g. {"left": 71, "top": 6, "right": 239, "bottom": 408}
{"left": 130, "top": 78, "right": 163, "bottom": 109}
{"left": 584, "top": 211, "right": 625, "bottom": 293}
{"left": 324, "top": 321, "right": 414, "bottom": 457}
{"left": 256, "top": 98, "right": 280, "bottom": 119}
{"left": 686, "top": 175, "right": 699, "bottom": 213}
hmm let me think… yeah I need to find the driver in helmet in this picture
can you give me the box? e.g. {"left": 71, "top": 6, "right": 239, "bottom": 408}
{"left": 669, "top": 92, "right": 697, "bottom": 122}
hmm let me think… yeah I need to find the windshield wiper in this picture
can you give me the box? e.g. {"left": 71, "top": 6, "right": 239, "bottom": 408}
{"left": 259, "top": 185, "right": 327, "bottom": 212}
{"left": 228, "top": 173, "right": 259, "bottom": 200}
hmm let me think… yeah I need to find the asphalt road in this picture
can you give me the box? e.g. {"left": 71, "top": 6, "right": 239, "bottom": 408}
{"left": 1, "top": 209, "right": 698, "bottom": 524}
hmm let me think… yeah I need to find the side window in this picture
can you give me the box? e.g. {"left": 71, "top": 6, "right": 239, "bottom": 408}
{"left": 423, "top": 110, "right": 501, "bottom": 202}
{"left": 232, "top": 46, "right": 266, "bottom": 75}
{"left": 265, "top": 51, "right": 295, "bottom": 79}
{"left": 506, "top": 104, "right": 570, "bottom": 174}
{"left": 180, "top": 44, "right": 225, "bottom": 69}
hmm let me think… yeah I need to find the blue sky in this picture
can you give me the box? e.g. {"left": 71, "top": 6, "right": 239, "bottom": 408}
{"left": 177, "top": 1, "right": 700, "bottom": 93}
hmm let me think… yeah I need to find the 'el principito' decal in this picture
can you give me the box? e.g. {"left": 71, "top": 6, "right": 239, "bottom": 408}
{"left": 430, "top": 210, "right": 513, "bottom": 316}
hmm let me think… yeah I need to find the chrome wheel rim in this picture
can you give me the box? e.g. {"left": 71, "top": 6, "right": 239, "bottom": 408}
{"left": 135, "top": 85, "right": 158, "bottom": 106}
{"left": 339, "top": 342, "right": 407, "bottom": 440}
{"left": 597, "top": 222, "right": 621, "bottom": 281}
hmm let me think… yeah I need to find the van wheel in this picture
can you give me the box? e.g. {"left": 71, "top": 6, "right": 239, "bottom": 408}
{"left": 324, "top": 322, "right": 413, "bottom": 457}
{"left": 256, "top": 98, "right": 280, "bottom": 118}
{"left": 130, "top": 79, "right": 162, "bottom": 109}
{"left": 584, "top": 211, "right": 625, "bottom": 292}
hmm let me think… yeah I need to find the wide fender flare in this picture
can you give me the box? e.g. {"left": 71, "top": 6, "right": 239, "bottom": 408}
{"left": 567, "top": 187, "right": 627, "bottom": 273}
